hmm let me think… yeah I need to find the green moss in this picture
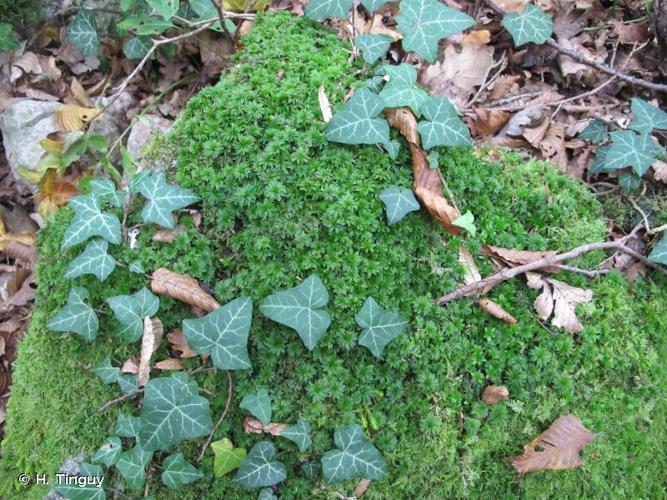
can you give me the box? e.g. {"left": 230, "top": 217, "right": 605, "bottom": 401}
{"left": 1, "top": 0, "right": 44, "bottom": 31}
{"left": 2, "top": 12, "right": 666, "bottom": 499}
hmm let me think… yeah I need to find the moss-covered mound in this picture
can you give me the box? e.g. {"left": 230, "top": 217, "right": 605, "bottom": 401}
{"left": 1, "top": 12, "right": 666, "bottom": 499}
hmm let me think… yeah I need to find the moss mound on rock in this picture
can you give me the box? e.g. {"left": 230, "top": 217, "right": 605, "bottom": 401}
{"left": 1, "top": 12, "right": 666, "bottom": 499}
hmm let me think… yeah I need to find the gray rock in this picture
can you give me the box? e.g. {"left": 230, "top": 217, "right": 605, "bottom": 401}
{"left": 126, "top": 114, "right": 172, "bottom": 159}
{"left": 90, "top": 91, "right": 137, "bottom": 162}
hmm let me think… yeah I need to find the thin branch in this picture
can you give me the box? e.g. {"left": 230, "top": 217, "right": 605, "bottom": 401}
{"left": 208, "top": 0, "right": 234, "bottom": 41}
{"left": 198, "top": 370, "right": 233, "bottom": 461}
{"left": 97, "top": 388, "right": 144, "bottom": 413}
{"left": 628, "top": 197, "right": 667, "bottom": 235}
{"left": 552, "top": 264, "right": 611, "bottom": 277}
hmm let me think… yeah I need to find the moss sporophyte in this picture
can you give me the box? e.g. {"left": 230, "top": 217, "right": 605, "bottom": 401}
{"left": 1, "top": 12, "right": 666, "bottom": 500}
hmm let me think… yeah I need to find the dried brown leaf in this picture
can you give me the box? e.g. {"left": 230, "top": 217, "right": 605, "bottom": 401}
{"left": 482, "top": 246, "right": 558, "bottom": 270}
{"left": 482, "top": 385, "right": 510, "bottom": 405}
{"left": 152, "top": 225, "right": 185, "bottom": 243}
{"left": 243, "top": 416, "right": 288, "bottom": 436}
{"left": 122, "top": 357, "right": 139, "bottom": 374}
{"left": 474, "top": 108, "right": 511, "bottom": 136}
{"left": 511, "top": 415, "right": 594, "bottom": 474}
{"left": 527, "top": 274, "right": 593, "bottom": 333}
{"left": 138, "top": 317, "right": 163, "bottom": 386}
{"left": 0, "top": 241, "right": 36, "bottom": 266}
{"left": 653, "top": 160, "right": 667, "bottom": 183}
{"left": 166, "top": 329, "right": 198, "bottom": 358}
{"left": 154, "top": 358, "right": 183, "bottom": 371}
{"left": 53, "top": 104, "right": 99, "bottom": 132}
{"left": 354, "top": 479, "right": 372, "bottom": 497}
{"left": 479, "top": 298, "right": 517, "bottom": 324}
{"left": 151, "top": 268, "right": 220, "bottom": 312}
{"left": 318, "top": 85, "right": 332, "bottom": 123}
{"left": 441, "top": 43, "right": 494, "bottom": 93}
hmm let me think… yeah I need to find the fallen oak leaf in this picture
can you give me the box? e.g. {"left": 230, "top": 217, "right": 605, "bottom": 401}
{"left": 479, "top": 298, "right": 517, "bottom": 324}
{"left": 138, "top": 317, "right": 163, "bottom": 386}
{"left": 151, "top": 268, "right": 220, "bottom": 312}
{"left": 243, "top": 416, "right": 288, "bottom": 436}
{"left": 481, "top": 385, "right": 509, "bottom": 405}
{"left": 510, "top": 414, "right": 594, "bottom": 474}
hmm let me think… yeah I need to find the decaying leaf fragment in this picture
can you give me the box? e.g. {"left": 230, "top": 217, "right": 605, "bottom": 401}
{"left": 243, "top": 416, "right": 288, "bottom": 437}
{"left": 482, "top": 245, "right": 559, "bottom": 271}
{"left": 53, "top": 104, "right": 100, "bottom": 132}
{"left": 166, "top": 329, "right": 197, "bottom": 359}
{"left": 151, "top": 268, "right": 220, "bottom": 312}
{"left": 138, "top": 317, "right": 164, "bottom": 386}
{"left": 479, "top": 299, "right": 517, "bottom": 324}
{"left": 511, "top": 415, "right": 594, "bottom": 474}
{"left": 482, "top": 385, "right": 509, "bottom": 405}
{"left": 154, "top": 358, "right": 183, "bottom": 371}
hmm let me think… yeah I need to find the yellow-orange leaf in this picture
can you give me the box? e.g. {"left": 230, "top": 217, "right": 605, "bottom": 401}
{"left": 53, "top": 104, "right": 100, "bottom": 132}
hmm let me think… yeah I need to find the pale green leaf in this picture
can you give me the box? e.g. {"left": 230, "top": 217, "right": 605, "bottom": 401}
{"left": 92, "top": 436, "right": 122, "bottom": 467}
{"left": 0, "top": 23, "right": 19, "bottom": 52}
{"left": 501, "top": 4, "right": 553, "bottom": 47}
{"left": 55, "top": 462, "right": 105, "bottom": 500}
{"left": 61, "top": 194, "right": 121, "bottom": 250}
{"left": 603, "top": 130, "right": 663, "bottom": 176}
{"left": 136, "top": 17, "right": 174, "bottom": 35}
{"left": 259, "top": 274, "right": 330, "bottom": 351}
{"left": 648, "top": 233, "right": 667, "bottom": 265}
{"left": 378, "top": 64, "right": 430, "bottom": 115}
{"left": 240, "top": 389, "right": 271, "bottom": 425}
{"left": 416, "top": 96, "right": 472, "bottom": 149}
{"left": 138, "top": 373, "right": 213, "bottom": 451}
{"left": 630, "top": 97, "right": 667, "bottom": 134}
{"left": 64, "top": 238, "right": 117, "bottom": 281}
{"left": 357, "top": 34, "right": 392, "bottom": 64}
{"left": 134, "top": 170, "right": 199, "bottom": 229}
{"left": 161, "top": 453, "right": 203, "bottom": 489}
{"left": 304, "top": 0, "right": 353, "bottom": 20}
{"left": 258, "top": 488, "right": 278, "bottom": 500}
{"left": 116, "top": 445, "right": 153, "bottom": 490}
{"left": 90, "top": 179, "right": 125, "bottom": 207}
{"left": 578, "top": 119, "right": 608, "bottom": 144}
{"left": 129, "top": 260, "right": 145, "bottom": 273}
{"left": 321, "top": 424, "right": 388, "bottom": 483}
{"left": 360, "top": 0, "right": 390, "bottom": 11}
{"left": 356, "top": 297, "right": 408, "bottom": 358}
{"left": 118, "top": 374, "right": 139, "bottom": 395}
{"left": 325, "top": 88, "right": 390, "bottom": 145}
{"left": 107, "top": 288, "right": 160, "bottom": 342}
{"left": 379, "top": 186, "right": 420, "bottom": 225}
{"left": 212, "top": 438, "right": 247, "bottom": 478}
{"left": 123, "top": 36, "right": 153, "bottom": 60}
{"left": 452, "top": 210, "right": 476, "bottom": 235}
{"left": 384, "top": 139, "right": 400, "bottom": 160}
{"left": 93, "top": 356, "right": 120, "bottom": 384}
{"left": 147, "top": 0, "right": 179, "bottom": 19}
{"left": 182, "top": 297, "right": 253, "bottom": 370}
{"left": 67, "top": 9, "right": 99, "bottom": 56}
{"left": 47, "top": 287, "right": 99, "bottom": 342}
{"left": 281, "top": 419, "right": 312, "bottom": 452}
{"left": 233, "top": 441, "right": 287, "bottom": 488}
{"left": 396, "top": 0, "right": 475, "bottom": 62}
{"left": 115, "top": 413, "right": 142, "bottom": 438}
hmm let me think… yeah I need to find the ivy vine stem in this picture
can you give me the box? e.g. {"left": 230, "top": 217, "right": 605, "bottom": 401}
{"left": 197, "top": 370, "right": 233, "bottom": 462}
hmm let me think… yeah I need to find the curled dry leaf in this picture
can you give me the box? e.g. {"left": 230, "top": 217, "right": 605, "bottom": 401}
{"left": 122, "top": 357, "right": 139, "bottom": 374}
{"left": 482, "top": 245, "right": 559, "bottom": 272}
{"left": 152, "top": 225, "right": 186, "bottom": 243}
{"left": 511, "top": 414, "right": 594, "bottom": 474}
{"left": 482, "top": 385, "right": 510, "bottom": 405}
{"left": 166, "top": 329, "right": 197, "bottom": 359}
{"left": 354, "top": 478, "right": 372, "bottom": 497}
{"left": 0, "top": 241, "right": 36, "bottom": 267}
{"left": 526, "top": 273, "right": 593, "bottom": 334}
{"left": 151, "top": 268, "right": 220, "bottom": 312}
{"left": 154, "top": 358, "right": 183, "bottom": 371}
{"left": 138, "top": 317, "right": 164, "bottom": 386}
{"left": 318, "top": 85, "right": 332, "bottom": 123}
{"left": 243, "top": 416, "right": 288, "bottom": 436}
{"left": 479, "top": 298, "right": 517, "bottom": 324}
{"left": 53, "top": 104, "right": 100, "bottom": 132}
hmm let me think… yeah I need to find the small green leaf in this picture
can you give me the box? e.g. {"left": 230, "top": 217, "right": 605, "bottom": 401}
{"left": 378, "top": 64, "right": 430, "bottom": 115}
{"left": 321, "top": 424, "right": 388, "bottom": 483}
{"left": 258, "top": 488, "right": 278, "bottom": 500}
{"left": 136, "top": 17, "right": 174, "bottom": 35}
{"left": 90, "top": 179, "right": 125, "bottom": 207}
{"left": 121, "top": 0, "right": 135, "bottom": 11}
{"left": 325, "top": 88, "right": 390, "bottom": 146}
{"left": 65, "top": 238, "right": 117, "bottom": 281}
{"left": 212, "top": 438, "right": 247, "bottom": 478}
{"left": 147, "top": 0, "right": 179, "bottom": 19}
{"left": 129, "top": 260, "right": 145, "bottom": 273}
{"left": 61, "top": 194, "right": 122, "bottom": 250}
{"left": 648, "top": 233, "right": 667, "bottom": 265}
{"left": 396, "top": 0, "right": 475, "bottom": 62}
{"left": 302, "top": 462, "right": 321, "bottom": 480}
{"left": 55, "top": 462, "right": 105, "bottom": 500}
{"left": 134, "top": 170, "right": 199, "bottom": 229}
{"left": 578, "top": 119, "right": 608, "bottom": 144}
{"left": 452, "top": 210, "right": 476, "bottom": 236}
{"left": 630, "top": 97, "right": 667, "bottom": 134}
{"left": 240, "top": 389, "right": 271, "bottom": 425}
{"left": 86, "top": 135, "right": 108, "bottom": 154}
{"left": 233, "top": 441, "right": 287, "bottom": 488}
{"left": 356, "top": 297, "right": 408, "bottom": 358}
{"left": 107, "top": 288, "right": 160, "bottom": 342}
{"left": 416, "top": 96, "right": 472, "bottom": 149}
{"left": 360, "top": 0, "right": 390, "bottom": 11}
{"left": 356, "top": 34, "right": 392, "bottom": 64}
{"left": 47, "top": 287, "right": 99, "bottom": 342}
{"left": 161, "top": 453, "right": 203, "bottom": 490}
{"left": 115, "top": 413, "right": 142, "bottom": 438}
{"left": 67, "top": 9, "right": 100, "bottom": 56}
{"left": 259, "top": 274, "right": 330, "bottom": 351}
{"left": 123, "top": 36, "right": 153, "bottom": 60}
{"left": 138, "top": 373, "right": 213, "bottom": 451}
{"left": 116, "top": 445, "right": 153, "bottom": 490}
{"left": 379, "top": 186, "right": 420, "bottom": 225}
{"left": 93, "top": 356, "right": 120, "bottom": 384}
{"left": 618, "top": 170, "right": 641, "bottom": 193}
{"left": 281, "top": 419, "right": 312, "bottom": 452}
{"left": 61, "top": 137, "right": 88, "bottom": 167}
{"left": 0, "top": 23, "right": 19, "bottom": 52}
{"left": 92, "top": 436, "right": 122, "bottom": 467}
{"left": 603, "top": 130, "right": 663, "bottom": 176}
{"left": 182, "top": 297, "right": 253, "bottom": 370}
{"left": 501, "top": 4, "right": 553, "bottom": 47}
{"left": 384, "top": 139, "right": 400, "bottom": 160}
{"left": 118, "top": 374, "right": 139, "bottom": 394}
{"left": 304, "top": 0, "right": 352, "bottom": 20}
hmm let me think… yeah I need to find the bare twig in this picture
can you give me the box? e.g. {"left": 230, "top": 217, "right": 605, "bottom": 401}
{"left": 97, "top": 388, "right": 144, "bottom": 413}
{"left": 208, "top": 0, "right": 234, "bottom": 41}
{"left": 552, "top": 264, "right": 611, "bottom": 277}
{"left": 197, "top": 370, "right": 233, "bottom": 461}
{"left": 629, "top": 197, "right": 667, "bottom": 235}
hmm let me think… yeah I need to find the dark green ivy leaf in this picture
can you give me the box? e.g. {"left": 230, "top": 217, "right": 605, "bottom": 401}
{"left": 55, "top": 462, "right": 105, "bottom": 500}
{"left": 134, "top": 170, "right": 199, "bottom": 229}
{"left": 116, "top": 445, "right": 153, "bottom": 490}
{"left": 47, "top": 287, "right": 99, "bottom": 342}
{"left": 107, "top": 288, "right": 160, "bottom": 342}
{"left": 67, "top": 9, "right": 100, "bottom": 56}
{"left": 64, "top": 238, "right": 117, "bottom": 281}
{"left": 378, "top": 64, "right": 430, "bottom": 115}
{"left": 281, "top": 419, "right": 312, "bottom": 452}
{"left": 356, "top": 34, "right": 392, "bottom": 64}
{"left": 161, "top": 453, "right": 203, "bottom": 489}
{"left": 648, "top": 233, "right": 667, "bottom": 265}
{"left": 61, "top": 194, "right": 121, "bottom": 250}
{"left": 123, "top": 36, "right": 153, "bottom": 60}
{"left": 630, "top": 97, "right": 667, "bottom": 134}
{"left": 93, "top": 356, "right": 120, "bottom": 384}
{"left": 321, "top": 424, "right": 388, "bottom": 483}
{"left": 501, "top": 4, "right": 553, "bottom": 47}
{"left": 240, "top": 389, "right": 272, "bottom": 425}
{"left": 416, "top": 96, "right": 472, "bottom": 149}
{"left": 380, "top": 186, "right": 420, "bottom": 225}
{"left": 325, "top": 88, "right": 390, "bottom": 145}
{"left": 355, "top": 297, "right": 408, "bottom": 358}
{"left": 304, "top": 0, "right": 353, "bottom": 20}
{"left": 115, "top": 413, "right": 142, "bottom": 439}
{"left": 603, "top": 130, "right": 663, "bottom": 176}
{"left": 578, "top": 119, "right": 608, "bottom": 144}
{"left": 92, "top": 436, "right": 122, "bottom": 467}
{"left": 233, "top": 441, "right": 287, "bottom": 488}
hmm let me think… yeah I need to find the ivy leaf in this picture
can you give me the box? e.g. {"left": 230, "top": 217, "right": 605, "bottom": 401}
{"left": 379, "top": 186, "right": 420, "bottom": 225}
{"left": 90, "top": 179, "right": 126, "bottom": 207}
{"left": 64, "top": 239, "right": 117, "bottom": 281}
{"left": 116, "top": 445, "right": 153, "bottom": 490}
{"left": 134, "top": 170, "right": 199, "bottom": 229}
{"left": 360, "top": 0, "right": 390, "bottom": 11}
{"left": 619, "top": 170, "right": 641, "bottom": 193}
{"left": 161, "top": 453, "right": 203, "bottom": 489}
{"left": 123, "top": 36, "right": 153, "bottom": 60}
{"left": 129, "top": 260, "right": 145, "bottom": 273}
{"left": 501, "top": 4, "right": 553, "bottom": 47}
{"left": 357, "top": 34, "right": 392, "bottom": 64}
{"left": 321, "top": 424, "right": 388, "bottom": 483}
{"left": 240, "top": 389, "right": 271, "bottom": 425}
{"left": 603, "top": 130, "right": 663, "bottom": 176}
{"left": 384, "top": 139, "right": 400, "bottom": 160}
{"left": 67, "top": 9, "right": 99, "bottom": 56}
{"left": 146, "top": 0, "right": 179, "bottom": 19}
{"left": 578, "top": 119, "right": 608, "bottom": 144}
{"left": 55, "top": 462, "right": 105, "bottom": 500}
{"left": 304, "top": 0, "right": 352, "bottom": 20}
{"left": 396, "top": 0, "right": 475, "bottom": 63}
{"left": 648, "top": 233, "right": 667, "bottom": 265}
{"left": 356, "top": 297, "right": 408, "bottom": 358}
{"left": 93, "top": 356, "right": 120, "bottom": 384}
{"left": 115, "top": 413, "right": 142, "bottom": 439}
{"left": 378, "top": 64, "right": 430, "bottom": 115}
{"left": 118, "top": 374, "right": 139, "bottom": 394}
{"left": 182, "top": 297, "right": 253, "bottom": 370}
{"left": 138, "top": 373, "right": 213, "bottom": 451}
{"left": 61, "top": 194, "right": 121, "bottom": 250}
{"left": 107, "top": 288, "right": 160, "bottom": 342}
{"left": 47, "top": 287, "right": 99, "bottom": 342}
{"left": 212, "top": 438, "right": 247, "bottom": 477}
{"left": 325, "top": 88, "right": 390, "bottom": 146}
{"left": 259, "top": 488, "right": 277, "bottom": 500}
{"left": 0, "top": 23, "right": 19, "bottom": 52}
{"left": 303, "top": 462, "right": 321, "bottom": 480}
{"left": 630, "top": 97, "right": 667, "bottom": 134}
{"left": 233, "top": 441, "right": 287, "bottom": 488}
{"left": 259, "top": 274, "right": 331, "bottom": 351}
{"left": 416, "top": 96, "right": 472, "bottom": 149}
{"left": 281, "top": 419, "right": 312, "bottom": 452}
{"left": 92, "top": 436, "right": 122, "bottom": 467}
{"left": 452, "top": 210, "right": 476, "bottom": 236}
